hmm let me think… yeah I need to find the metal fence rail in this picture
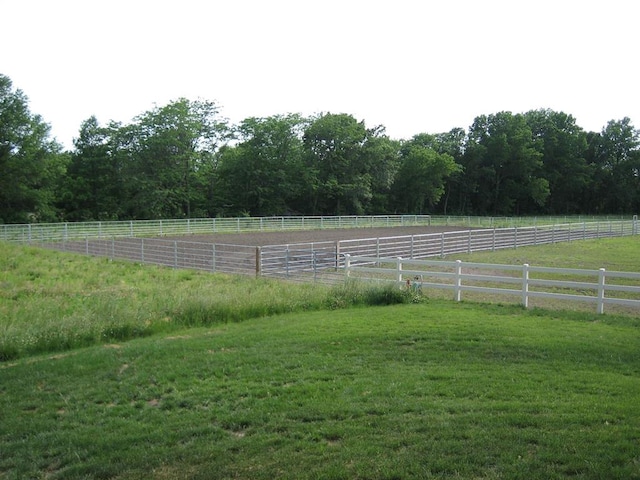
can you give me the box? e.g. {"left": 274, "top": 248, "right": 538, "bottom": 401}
{"left": 3, "top": 214, "right": 636, "bottom": 244}
{"left": 0, "top": 215, "right": 433, "bottom": 243}
{"left": 337, "top": 220, "right": 637, "bottom": 265}
{"left": 40, "top": 238, "right": 257, "bottom": 275}
{"left": 13, "top": 218, "right": 640, "bottom": 282}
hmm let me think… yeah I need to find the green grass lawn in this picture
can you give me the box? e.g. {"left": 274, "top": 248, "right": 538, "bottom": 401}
{"left": 2, "top": 302, "right": 639, "bottom": 479}
{"left": 1, "top": 237, "right": 640, "bottom": 479}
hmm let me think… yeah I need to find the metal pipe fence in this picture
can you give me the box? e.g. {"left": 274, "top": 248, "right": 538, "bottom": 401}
{"left": 0, "top": 215, "right": 432, "bottom": 243}
{"left": 2, "top": 214, "right": 635, "bottom": 244}
{"left": 10, "top": 218, "right": 640, "bottom": 282}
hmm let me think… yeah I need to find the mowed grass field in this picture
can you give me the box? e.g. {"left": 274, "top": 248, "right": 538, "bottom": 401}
{"left": 1, "top": 237, "right": 639, "bottom": 479}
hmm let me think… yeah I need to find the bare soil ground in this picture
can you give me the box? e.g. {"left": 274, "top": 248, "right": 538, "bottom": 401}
{"left": 172, "top": 225, "right": 473, "bottom": 246}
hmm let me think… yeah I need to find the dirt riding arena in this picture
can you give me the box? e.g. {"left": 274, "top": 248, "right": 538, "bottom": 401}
{"left": 169, "top": 225, "right": 471, "bottom": 246}
{"left": 49, "top": 226, "right": 475, "bottom": 279}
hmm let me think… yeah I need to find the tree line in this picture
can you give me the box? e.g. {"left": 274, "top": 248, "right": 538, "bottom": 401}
{"left": 1, "top": 73, "right": 639, "bottom": 224}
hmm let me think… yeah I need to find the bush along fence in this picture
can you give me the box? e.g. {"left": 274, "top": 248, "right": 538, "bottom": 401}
{"left": 343, "top": 255, "right": 640, "bottom": 315}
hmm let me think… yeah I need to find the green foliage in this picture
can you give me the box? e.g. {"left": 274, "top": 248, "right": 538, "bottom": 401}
{"left": 0, "top": 74, "right": 67, "bottom": 223}
{"left": 3, "top": 72, "right": 640, "bottom": 221}
{"left": 392, "top": 139, "right": 462, "bottom": 213}
{"left": 216, "top": 114, "right": 307, "bottom": 216}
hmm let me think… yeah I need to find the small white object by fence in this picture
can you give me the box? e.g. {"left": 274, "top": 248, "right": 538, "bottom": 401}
{"left": 343, "top": 255, "right": 640, "bottom": 314}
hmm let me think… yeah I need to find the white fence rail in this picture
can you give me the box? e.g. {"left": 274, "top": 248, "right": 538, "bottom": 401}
{"left": 344, "top": 255, "right": 640, "bottom": 314}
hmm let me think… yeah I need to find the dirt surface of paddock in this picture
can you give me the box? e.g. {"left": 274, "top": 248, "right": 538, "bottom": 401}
{"left": 171, "top": 226, "right": 474, "bottom": 246}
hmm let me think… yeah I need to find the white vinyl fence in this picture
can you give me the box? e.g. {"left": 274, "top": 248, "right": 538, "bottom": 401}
{"left": 344, "top": 255, "right": 640, "bottom": 314}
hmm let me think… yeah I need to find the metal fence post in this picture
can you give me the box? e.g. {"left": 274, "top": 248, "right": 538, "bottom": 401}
{"left": 174, "top": 241, "right": 178, "bottom": 268}
{"left": 255, "top": 246, "right": 262, "bottom": 277}
{"left": 212, "top": 244, "right": 216, "bottom": 272}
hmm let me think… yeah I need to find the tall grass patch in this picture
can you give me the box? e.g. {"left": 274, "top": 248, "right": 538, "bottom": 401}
{"left": 0, "top": 244, "right": 413, "bottom": 360}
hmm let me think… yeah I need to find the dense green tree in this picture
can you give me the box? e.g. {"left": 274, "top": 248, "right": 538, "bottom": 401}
{"left": 523, "top": 109, "right": 590, "bottom": 214}
{"left": 121, "top": 98, "right": 229, "bottom": 219}
{"left": 0, "top": 74, "right": 67, "bottom": 223}
{"left": 359, "top": 126, "right": 401, "bottom": 214}
{"left": 391, "top": 136, "right": 461, "bottom": 214}
{"left": 405, "top": 129, "right": 466, "bottom": 214}
{"left": 587, "top": 118, "right": 640, "bottom": 213}
{"left": 59, "top": 117, "right": 125, "bottom": 220}
{"left": 463, "top": 112, "right": 549, "bottom": 215}
{"left": 302, "top": 113, "right": 380, "bottom": 215}
{"left": 216, "top": 114, "right": 307, "bottom": 216}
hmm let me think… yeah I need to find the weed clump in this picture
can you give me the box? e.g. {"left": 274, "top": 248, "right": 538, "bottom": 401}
{"left": 326, "top": 280, "right": 420, "bottom": 309}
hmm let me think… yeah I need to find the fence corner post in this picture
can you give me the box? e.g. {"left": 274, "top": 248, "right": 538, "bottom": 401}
{"left": 522, "top": 264, "right": 530, "bottom": 309}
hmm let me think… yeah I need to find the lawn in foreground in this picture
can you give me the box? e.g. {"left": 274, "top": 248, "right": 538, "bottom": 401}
{"left": 1, "top": 302, "right": 639, "bottom": 479}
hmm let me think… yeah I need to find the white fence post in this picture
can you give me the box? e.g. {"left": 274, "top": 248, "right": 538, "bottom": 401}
{"left": 522, "top": 264, "right": 530, "bottom": 309}
{"left": 454, "top": 260, "right": 462, "bottom": 302}
{"left": 597, "top": 268, "right": 606, "bottom": 314}
{"left": 344, "top": 254, "right": 351, "bottom": 278}
{"left": 397, "top": 257, "right": 403, "bottom": 284}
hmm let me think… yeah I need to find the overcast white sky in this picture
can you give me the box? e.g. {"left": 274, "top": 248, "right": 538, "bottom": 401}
{"left": 2, "top": 0, "right": 638, "bottom": 149}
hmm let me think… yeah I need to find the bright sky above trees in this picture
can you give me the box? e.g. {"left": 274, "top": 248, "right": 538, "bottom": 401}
{"left": 2, "top": 0, "right": 638, "bottom": 149}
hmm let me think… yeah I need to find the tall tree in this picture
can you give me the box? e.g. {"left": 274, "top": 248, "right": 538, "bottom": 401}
{"left": 391, "top": 136, "right": 461, "bottom": 214}
{"left": 59, "top": 117, "right": 125, "bottom": 220}
{"left": 216, "top": 114, "right": 307, "bottom": 216}
{"left": 524, "top": 109, "right": 590, "bottom": 214}
{"left": 0, "top": 74, "right": 67, "bottom": 223}
{"left": 463, "top": 112, "right": 549, "bottom": 215}
{"left": 122, "top": 98, "right": 229, "bottom": 219}
{"left": 588, "top": 118, "right": 640, "bottom": 213}
{"left": 302, "top": 113, "right": 374, "bottom": 215}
